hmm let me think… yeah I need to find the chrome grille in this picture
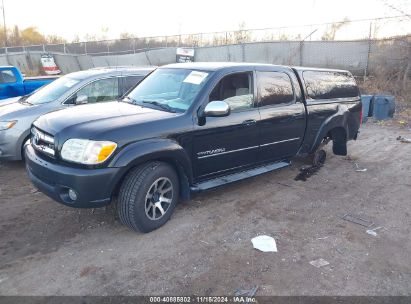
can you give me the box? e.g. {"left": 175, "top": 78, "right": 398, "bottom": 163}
{"left": 31, "top": 127, "right": 55, "bottom": 157}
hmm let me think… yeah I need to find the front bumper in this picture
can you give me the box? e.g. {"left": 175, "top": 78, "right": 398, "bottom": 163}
{"left": 25, "top": 144, "right": 122, "bottom": 208}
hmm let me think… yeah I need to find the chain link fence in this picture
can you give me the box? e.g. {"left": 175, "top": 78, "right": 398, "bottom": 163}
{"left": 0, "top": 16, "right": 409, "bottom": 56}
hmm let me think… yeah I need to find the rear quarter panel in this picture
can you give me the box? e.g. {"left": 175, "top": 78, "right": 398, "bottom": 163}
{"left": 293, "top": 68, "right": 362, "bottom": 155}
{"left": 299, "top": 100, "right": 361, "bottom": 154}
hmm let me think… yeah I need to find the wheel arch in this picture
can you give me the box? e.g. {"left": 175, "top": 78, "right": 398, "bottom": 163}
{"left": 309, "top": 110, "right": 349, "bottom": 156}
{"left": 17, "top": 129, "right": 31, "bottom": 160}
{"left": 109, "top": 139, "right": 193, "bottom": 201}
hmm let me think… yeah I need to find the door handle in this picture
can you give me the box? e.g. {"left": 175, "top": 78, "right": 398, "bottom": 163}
{"left": 242, "top": 119, "right": 257, "bottom": 126}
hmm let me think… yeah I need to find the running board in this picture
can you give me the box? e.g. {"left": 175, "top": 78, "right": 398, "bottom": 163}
{"left": 190, "top": 161, "right": 291, "bottom": 192}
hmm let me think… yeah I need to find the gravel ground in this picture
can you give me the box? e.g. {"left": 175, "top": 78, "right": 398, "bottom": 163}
{"left": 0, "top": 123, "right": 410, "bottom": 296}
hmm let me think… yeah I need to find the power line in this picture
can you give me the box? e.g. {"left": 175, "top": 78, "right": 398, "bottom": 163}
{"left": 379, "top": 0, "right": 411, "bottom": 19}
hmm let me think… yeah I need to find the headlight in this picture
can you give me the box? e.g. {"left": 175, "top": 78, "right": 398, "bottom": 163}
{"left": 0, "top": 121, "right": 17, "bottom": 131}
{"left": 61, "top": 139, "right": 117, "bottom": 164}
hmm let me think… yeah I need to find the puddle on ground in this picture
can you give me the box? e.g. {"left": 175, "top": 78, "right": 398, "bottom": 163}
{"left": 294, "top": 164, "right": 323, "bottom": 181}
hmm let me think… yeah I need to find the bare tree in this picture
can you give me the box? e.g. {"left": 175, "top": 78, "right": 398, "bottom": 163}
{"left": 321, "top": 18, "right": 350, "bottom": 41}
{"left": 234, "top": 21, "right": 251, "bottom": 44}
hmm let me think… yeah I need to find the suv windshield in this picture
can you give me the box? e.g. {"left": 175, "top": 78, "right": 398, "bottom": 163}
{"left": 125, "top": 68, "right": 210, "bottom": 112}
{"left": 25, "top": 76, "right": 80, "bottom": 105}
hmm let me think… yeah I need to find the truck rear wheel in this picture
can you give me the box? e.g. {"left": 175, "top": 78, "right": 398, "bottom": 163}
{"left": 117, "top": 161, "right": 179, "bottom": 233}
{"left": 312, "top": 149, "right": 326, "bottom": 166}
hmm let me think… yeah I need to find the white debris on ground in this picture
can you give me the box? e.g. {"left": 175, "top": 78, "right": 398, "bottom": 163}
{"left": 309, "top": 258, "right": 330, "bottom": 268}
{"left": 251, "top": 235, "right": 278, "bottom": 252}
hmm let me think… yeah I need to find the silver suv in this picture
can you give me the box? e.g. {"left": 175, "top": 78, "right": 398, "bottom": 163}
{"left": 0, "top": 67, "right": 153, "bottom": 160}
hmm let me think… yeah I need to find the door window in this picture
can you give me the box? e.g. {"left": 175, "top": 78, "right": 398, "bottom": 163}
{"left": 73, "top": 77, "right": 119, "bottom": 103}
{"left": 122, "top": 75, "right": 144, "bottom": 95}
{"left": 257, "top": 72, "right": 294, "bottom": 107}
{"left": 0, "top": 70, "right": 17, "bottom": 83}
{"left": 302, "top": 71, "right": 359, "bottom": 100}
{"left": 209, "top": 72, "right": 253, "bottom": 112}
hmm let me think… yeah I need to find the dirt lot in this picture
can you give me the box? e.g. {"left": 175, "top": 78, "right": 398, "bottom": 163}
{"left": 0, "top": 123, "right": 410, "bottom": 296}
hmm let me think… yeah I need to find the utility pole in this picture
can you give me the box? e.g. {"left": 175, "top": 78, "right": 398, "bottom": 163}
{"left": 1, "top": 0, "right": 6, "bottom": 47}
{"left": 178, "top": 21, "right": 182, "bottom": 46}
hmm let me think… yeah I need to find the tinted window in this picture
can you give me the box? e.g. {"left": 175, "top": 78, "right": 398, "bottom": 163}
{"left": 0, "top": 70, "right": 17, "bottom": 83}
{"left": 303, "top": 71, "right": 359, "bottom": 100}
{"left": 73, "top": 78, "right": 119, "bottom": 103}
{"left": 123, "top": 75, "right": 143, "bottom": 94}
{"left": 209, "top": 72, "right": 253, "bottom": 112}
{"left": 258, "top": 72, "right": 294, "bottom": 107}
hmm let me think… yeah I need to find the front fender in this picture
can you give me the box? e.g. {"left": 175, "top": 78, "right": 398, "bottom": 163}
{"left": 109, "top": 138, "right": 193, "bottom": 183}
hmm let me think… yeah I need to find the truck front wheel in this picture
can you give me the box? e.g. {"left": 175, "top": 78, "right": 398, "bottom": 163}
{"left": 117, "top": 161, "right": 180, "bottom": 233}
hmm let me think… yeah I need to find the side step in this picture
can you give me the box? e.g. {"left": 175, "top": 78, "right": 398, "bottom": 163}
{"left": 190, "top": 161, "right": 291, "bottom": 192}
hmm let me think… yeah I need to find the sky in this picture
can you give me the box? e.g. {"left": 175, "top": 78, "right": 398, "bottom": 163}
{"left": 3, "top": 0, "right": 411, "bottom": 41}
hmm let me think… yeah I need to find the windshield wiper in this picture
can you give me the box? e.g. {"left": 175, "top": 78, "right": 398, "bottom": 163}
{"left": 142, "top": 100, "right": 177, "bottom": 113}
{"left": 122, "top": 96, "right": 137, "bottom": 104}
{"left": 19, "top": 95, "right": 32, "bottom": 105}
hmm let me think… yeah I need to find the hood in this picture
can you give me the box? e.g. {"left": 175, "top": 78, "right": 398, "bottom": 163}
{"left": 34, "top": 101, "right": 178, "bottom": 137}
{"left": 0, "top": 100, "right": 31, "bottom": 118}
{"left": 0, "top": 96, "right": 21, "bottom": 107}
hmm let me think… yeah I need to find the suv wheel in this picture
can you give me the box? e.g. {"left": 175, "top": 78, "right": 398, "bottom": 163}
{"left": 117, "top": 162, "right": 179, "bottom": 233}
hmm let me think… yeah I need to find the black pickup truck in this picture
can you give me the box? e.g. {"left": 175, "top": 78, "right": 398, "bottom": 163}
{"left": 25, "top": 63, "right": 362, "bottom": 233}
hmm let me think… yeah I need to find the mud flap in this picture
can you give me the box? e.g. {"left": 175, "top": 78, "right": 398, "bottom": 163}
{"left": 331, "top": 128, "right": 347, "bottom": 156}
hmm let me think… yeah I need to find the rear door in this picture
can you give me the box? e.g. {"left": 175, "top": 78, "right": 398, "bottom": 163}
{"left": 256, "top": 68, "right": 306, "bottom": 162}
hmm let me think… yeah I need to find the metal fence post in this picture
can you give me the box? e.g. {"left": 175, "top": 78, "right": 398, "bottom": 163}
{"left": 364, "top": 21, "right": 372, "bottom": 81}
{"left": 85, "top": 42, "right": 87, "bottom": 55}
{"left": 42, "top": 44, "right": 45, "bottom": 52}
{"left": 299, "top": 41, "right": 303, "bottom": 66}
{"left": 63, "top": 43, "right": 66, "bottom": 54}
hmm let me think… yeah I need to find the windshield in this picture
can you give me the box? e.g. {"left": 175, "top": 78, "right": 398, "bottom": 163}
{"left": 25, "top": 76, "right": 80, "bottom": 105}
{"left": 125, "top": 68, "right": 210, "bottom": 112}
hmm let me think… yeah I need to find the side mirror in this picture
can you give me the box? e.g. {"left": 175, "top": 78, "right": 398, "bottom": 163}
{"left": 203, "top": 100, "right": 230, "bottom": 117}
{"left": 75, "top": 95, "right": 88, "bottom": 105}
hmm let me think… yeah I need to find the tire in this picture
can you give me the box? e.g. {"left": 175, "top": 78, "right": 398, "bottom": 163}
{"left": 117, "top": 161, "right": 180, "bottom": 233}
{"left": 312, "top": 149, "right": 326, "bottom": 166}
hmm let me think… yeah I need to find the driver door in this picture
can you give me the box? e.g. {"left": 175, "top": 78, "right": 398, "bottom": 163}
{"left": 192, "top": 71, "right": 260, "bottom": 180}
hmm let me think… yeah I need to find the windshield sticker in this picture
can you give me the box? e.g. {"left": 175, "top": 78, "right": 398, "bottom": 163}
{"left": 64, "top": 80, "right": 79, "bottom": 88}
{"left": 183, "top": 71, "right": 208, "bottom": 85}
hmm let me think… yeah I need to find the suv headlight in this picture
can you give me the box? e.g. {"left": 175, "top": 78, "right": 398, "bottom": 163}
{"left": 61, "top": 139, "right": 117, "bottom": 164}
{"left": 0, "top": 121, "right": 17, "bottom": 131}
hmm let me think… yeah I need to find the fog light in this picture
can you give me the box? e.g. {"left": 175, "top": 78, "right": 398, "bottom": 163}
{"left": 68, "top": 189, "right": 78, "bottom": 201}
